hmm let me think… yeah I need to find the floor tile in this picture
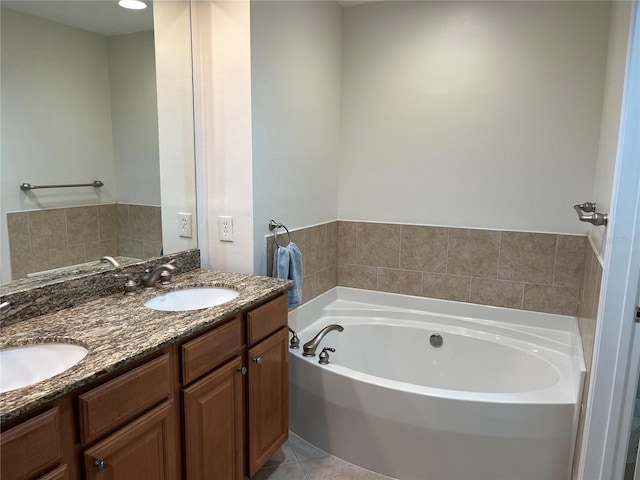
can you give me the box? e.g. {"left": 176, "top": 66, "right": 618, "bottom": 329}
{"left": 289, "top": 432, "right": 329, "bottom": 462}
{"left": 260, "top": 440, "right": 298, "bottom": 470}
{"left": 299, "top": 455, "right": 393, "bottom": 480}
{"left": 252, "top": 462, "right": 308, "bottom": 480}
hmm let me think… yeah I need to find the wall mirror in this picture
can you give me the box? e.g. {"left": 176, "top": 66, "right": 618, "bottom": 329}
{"left": 0, "top": 0, "right": 197, "bottom": 289}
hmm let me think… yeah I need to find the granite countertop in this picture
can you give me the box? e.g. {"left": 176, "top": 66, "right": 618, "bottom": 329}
{"left": 0, "top": 269, "right": 291, "bottom": 423}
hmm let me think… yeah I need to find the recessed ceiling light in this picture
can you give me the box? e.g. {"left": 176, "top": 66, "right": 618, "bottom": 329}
{"left": 118, "top": 0, "right": 147, "bottom": 10}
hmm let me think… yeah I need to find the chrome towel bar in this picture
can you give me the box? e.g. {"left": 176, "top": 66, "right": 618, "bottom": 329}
{"left": 20, "top": 180, "right": 104, "bottom": 191}
{"left": 574, "top": 202, "right": 608, "bottom": 227}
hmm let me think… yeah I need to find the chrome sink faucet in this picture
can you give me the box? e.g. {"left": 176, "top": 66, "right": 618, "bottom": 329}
{"left": 303, "top": 324, "right": 344, "bottom": 357}
{"left": 141, "top": 260, "right": 177, "bottom": 289}
{"left": 100, "top": 256, "right": 120, "bottom": 267}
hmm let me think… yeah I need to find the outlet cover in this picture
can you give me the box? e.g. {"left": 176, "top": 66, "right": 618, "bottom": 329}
{"left": 178, "top": 212, "right": 192, "bottom": 238}
{"left": 218, "top": 216, "right": 234, "bottom": 242}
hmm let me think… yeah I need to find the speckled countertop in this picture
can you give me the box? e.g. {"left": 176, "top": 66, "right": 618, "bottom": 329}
{"left": 0, "top": 269, "right": 291, "bottom": 423}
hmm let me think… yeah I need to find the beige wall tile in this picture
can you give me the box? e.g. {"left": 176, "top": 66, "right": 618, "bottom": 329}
{"left": 338, "top": 221, "right": 357, "bottom": 264}
{"left": 10, "top": 249, "right": 50, "bottom": 279}
{"left": 357, "top": 222, "right": 400, "bottom": 268}
{"left": 554, "top": 235, "right": 586, "bottom": 288}
{"left": 119, "top": 238, "right": 143, "bottom": 259}
{"left": 317, "top": 265, "right": 337, "bottom": 295}
{"left": 129, "top": 205, "right": 158, "bottom": 241}
{"left": 302, "top": 273, "right": 317, "bottom": 304}
{"left": 377, "top": 268, "right": 422, "bottom": 296}
{"left": 266, "top": 236, "right": 276, "bottom": 277}
{"left": 117, "top": 204, "right": 130, "bottom": 239}
{"left": 28, "top": 209, "right": 67, "bottom": 251}
{"left": 85, "top": 240, "right": 118, "bottom": 261}
{"left": 143, "top": 240, "right": 163, "bottom": 259}
{"left": 338, "top": 263, "right": 377, "bottom": 290}
{"left": 447, "top": 228, "right": 500, "bottom": 278}
{"left": 7, "top": 212, "right": 31, "bottom": 255}
{"left": 66, "top": 206, "right": 99, "bottom": 246}
{"left": 523, "top": 284, "right": 579, "bottom": 316}
{"left": 305, "top": 224, "right": 327, "bottom": 274}
{"left": 326, "top": 221, "right": 338, "bottom": 267}
{"left": 422, "top": 273, "right": 471, "bottom": 302}
{"left": 470, "top": 278, "right": 524, "bottom": 309}
{"left": 50, "top": 245, "right": 86, "bottom": 269}
{"left": 400, "top": 225, "right": 447, "bottom": 273}
{"left": 498, "top": 231, "right": 556, "bottom": 284}
{"left": 155, "top": 208, "right": 163, "bottom": 242}
{"left": 98, "top": 204, "right": 118, "bottom": 241}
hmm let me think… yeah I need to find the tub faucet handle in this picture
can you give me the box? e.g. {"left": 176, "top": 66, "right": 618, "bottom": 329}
{"left": 289, "top": 327, "right": 300, "bottom": 349}
{"left": 319, "top": 347, "right": 335, "bottom": 365}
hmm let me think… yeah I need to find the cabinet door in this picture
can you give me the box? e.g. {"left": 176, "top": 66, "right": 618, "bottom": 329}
{"left": 247, "top": 328, "right": 289, "bottom": 477}
{"left": 183, "top": 356, "right": 245, "bottom": 480}
{"left": 83, "top": 401, "right": 176, "bottom": 480}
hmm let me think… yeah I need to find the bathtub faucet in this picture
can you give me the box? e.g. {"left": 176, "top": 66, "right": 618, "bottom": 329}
{"left": 302, "top": 324, "right": 344, "bottom": 357}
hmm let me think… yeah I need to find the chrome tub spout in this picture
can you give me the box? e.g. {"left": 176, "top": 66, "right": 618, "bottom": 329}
{"left": 303, "top": 324, "right": 344, "bottom": 357}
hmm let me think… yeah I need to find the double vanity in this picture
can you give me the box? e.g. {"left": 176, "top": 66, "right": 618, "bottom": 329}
{"left": 0, "top": 266, "right": 291, "bottom": 480}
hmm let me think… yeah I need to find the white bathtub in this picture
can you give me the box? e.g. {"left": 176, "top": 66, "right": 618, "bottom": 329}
{"left": 288, "top": 287, "right": 585, "bottom": 480}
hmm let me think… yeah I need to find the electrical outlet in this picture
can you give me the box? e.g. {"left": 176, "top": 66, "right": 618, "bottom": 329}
{"left": 218, "top": 216, "right": 234, "bottom": 242}
{"left": 178, "top": 212, "right": 192, "bottom": 238}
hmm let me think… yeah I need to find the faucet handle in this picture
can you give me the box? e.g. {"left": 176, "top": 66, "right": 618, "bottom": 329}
{"left": 114, "top": 273, "right": 137, "bottom": 296}
{"left": 288, "top": 327, "right": 300, "bottom": 349}
{"left": 319, "top": 347, "right": 335, "bottom": 365}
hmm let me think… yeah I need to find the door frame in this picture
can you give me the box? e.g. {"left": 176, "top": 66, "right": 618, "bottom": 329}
{"left": 578, "top": 2, "right": 640, "bottom": 477}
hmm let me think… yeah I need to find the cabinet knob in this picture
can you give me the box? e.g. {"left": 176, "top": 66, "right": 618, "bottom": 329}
{"left": 238, "top": 366, "right": 247, "bottom": 375}
{"left": 94, "top": 460, "right": 108, "bottom": 473}
{"left": 252, "top": 356, "right": 262, "bottom": 365}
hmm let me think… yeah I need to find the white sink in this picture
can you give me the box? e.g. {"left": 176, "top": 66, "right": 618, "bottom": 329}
{"left": 0, "top": 343, "right": 89, "bottom": 394}
{"left": 144, "top": 287, "right": 240, "bottom": 312}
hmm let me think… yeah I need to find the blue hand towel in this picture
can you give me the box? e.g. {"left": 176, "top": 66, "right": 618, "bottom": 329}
{"left": 273, "top": 242, "right": 303, "bottom": 308}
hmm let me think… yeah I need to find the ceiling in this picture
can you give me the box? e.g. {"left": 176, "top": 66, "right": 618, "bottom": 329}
{"left": 1, "top": 0, "right": 154, "bottom": 36}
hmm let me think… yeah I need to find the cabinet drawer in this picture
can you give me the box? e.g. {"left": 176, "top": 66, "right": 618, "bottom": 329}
{"left": 182, "top": 316, "right": 243, "bottom": 385}
{"left": 37, "top": 465, "right": 68, "bottom": 480}
{"left": 247, "top": 294, "right": 287, "bottom": 345}
{"left": 0, "top": 408, "right": 63, "bottom": 480}
{"left": 79, "top": 354, "right": 171, "bottom": 445}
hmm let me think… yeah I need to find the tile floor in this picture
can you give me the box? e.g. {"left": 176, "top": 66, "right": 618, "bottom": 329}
{"left": 254, "top": 432, "right": 395, "bottom": 480}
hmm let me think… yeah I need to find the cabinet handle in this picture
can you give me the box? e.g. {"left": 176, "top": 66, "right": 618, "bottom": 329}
{"left": 252, "top": 357, "right": 262, "bottom": 365}
{"left": 238, "top": 366, "right": 247, "bottom": 375}
{"left": 94, "top": 460, "right": 108, "bottom": 473}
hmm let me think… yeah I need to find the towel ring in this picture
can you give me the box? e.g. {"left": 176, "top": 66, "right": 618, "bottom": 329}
{"left": 268, "top": 220, "right": 291, "bottom": 248}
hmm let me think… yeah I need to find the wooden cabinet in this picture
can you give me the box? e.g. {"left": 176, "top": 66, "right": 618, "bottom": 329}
{"left": 37, "top": 465, "right": 69, "bottom": 480}
{"left": 1, "top": 292, "right": 288, "bottom": 480}
{"left": 0, "top": 408, "right": 63, "bottom": 480}
{"left": 182, "top": 293, "right": 289, "bottom": 480}
{"left": 83, "top": 402, "right": 176, "bottom": 480}
{"left": 247, "top": 328, "right": 289, "bottom": 477}
{"left": 183, "top": 357, "right": 245, "bottom": 480}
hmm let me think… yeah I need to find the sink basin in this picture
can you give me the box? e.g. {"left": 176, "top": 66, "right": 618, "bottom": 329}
{"left": 144, "top": 287, "right": 240, "bottom": 312}
{"left": 0, "top": 343, "right": 89, "bottom": 394}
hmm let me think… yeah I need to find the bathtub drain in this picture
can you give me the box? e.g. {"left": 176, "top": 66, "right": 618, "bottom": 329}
{"left": 430, "top": 334, "right": 443, "bottom": 348}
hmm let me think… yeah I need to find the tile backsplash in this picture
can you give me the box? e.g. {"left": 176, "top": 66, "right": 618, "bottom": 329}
{"left": 7, "top": 203, "right": 162, "bottom": 280}
{"left": 269, "top": 220, "right": 587, "bottom": 316}
{"left": 570, "top": 239, "right": 603, "bottom": 479}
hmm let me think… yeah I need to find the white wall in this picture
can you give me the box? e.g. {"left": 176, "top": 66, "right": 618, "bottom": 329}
{"left": 154, "top": 1, "right": 198, "bottom": 255}
{"left": 589, "top": 1, "right": 633, "bottom": 258}
{"left": 250, "top": 0, "right": 343, "bottom": 275}
{"left": 338, "top": 1, "right": 611, "bottom": 234}
{"left": 0, "top": 7, "right": 116, "bottom": 282}
{"left": 191, "top": 0, "right": 254, "bottom": 273}
{"left": 108, "top": 31, "right": 161, "bottom": 207}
